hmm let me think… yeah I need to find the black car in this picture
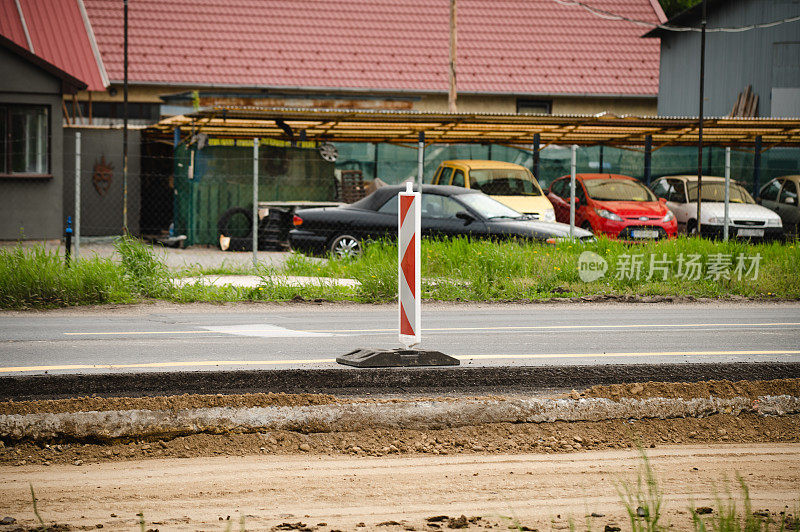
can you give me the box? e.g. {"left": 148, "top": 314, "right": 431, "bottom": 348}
{"left": 289, "top": 185, "right": 594, "bottom": 257}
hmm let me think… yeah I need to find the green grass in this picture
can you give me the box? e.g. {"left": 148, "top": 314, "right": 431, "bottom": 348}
{"left": 612, "top": 452, "right": 799, "bottom": 532}
{"left": 618, "top": 448, "right": 664, "bottom": 532}
{"left": 0, "top": 245, "right": 133, "bottom": 309}
{"left": 114, "top": 237, "right": 172, "bottom": 298}
{"left": 1, "top": 236, "right": 798, "bottom": 309}
{"left": 284, "top": 236, "right": 800, "bottom": 302}
{"left": 0, "top": 238, "right": 175, "bottom": 309}
{"left": 175, "top": 261, "right": 263, "bottom": 277}
{"left": 691, "top": 475, "right": 798, "bottom": 532}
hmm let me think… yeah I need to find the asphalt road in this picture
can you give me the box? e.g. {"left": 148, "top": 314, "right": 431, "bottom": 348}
{"left": 1, "top": 302, "right": 799, "bottom": 376}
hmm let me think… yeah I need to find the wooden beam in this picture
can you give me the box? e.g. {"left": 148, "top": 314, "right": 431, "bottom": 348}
{"left": 62, "top": 100, "right": 72, "bottom": 126}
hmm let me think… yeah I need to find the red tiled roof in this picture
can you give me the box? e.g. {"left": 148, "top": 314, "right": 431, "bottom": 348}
{"left": 0, "top": 0, "right": 29, "bottom": 48}
{"left": 0, "top": 0, "right": 107, "bottom": 91}
{"left": 84, "top": 0, "right": 663, "bottom": 96}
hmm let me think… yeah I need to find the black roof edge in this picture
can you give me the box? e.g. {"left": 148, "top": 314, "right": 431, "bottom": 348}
{"left": 642, "top": 0, "right": 723, "bottom": 38}
{"left": 0, "top": 33, "right": 87, "bottom": 94}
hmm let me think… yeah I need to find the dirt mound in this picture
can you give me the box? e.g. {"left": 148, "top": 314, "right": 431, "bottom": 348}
{"left": 0, "top": 392, "right": 338, "bottom": 416}
{"left": 4, "top": 379, "right": 797, "bottom": 417}
{"left": 1, "top": 413, "right": 798, "bottom": 467}
{"left": 1, "top": 379, "right": 798, "bottom": 466}
{"left": 581, "top": 378, "right": 800, "bottom": 401}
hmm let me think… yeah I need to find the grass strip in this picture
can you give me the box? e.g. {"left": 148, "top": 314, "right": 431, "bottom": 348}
{"left": 284, "top": 236, "right": 800, "bottom": 302}
{"left": 1, "top": 237, "right": 798, "bottom": 309}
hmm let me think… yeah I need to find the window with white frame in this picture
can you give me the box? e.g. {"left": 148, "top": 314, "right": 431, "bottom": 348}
{"left": 0, "top": 104, "right": 49, "bottom": 175}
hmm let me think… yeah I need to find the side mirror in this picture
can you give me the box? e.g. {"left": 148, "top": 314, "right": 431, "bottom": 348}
{"left": 571, "top": 197, "right": 581, "bottom": 207}
{"left": 659, "top": 197, "right": 668, "bottom": 205}
{"left": 456, "top": 212, "right": 476, "bottom": 225}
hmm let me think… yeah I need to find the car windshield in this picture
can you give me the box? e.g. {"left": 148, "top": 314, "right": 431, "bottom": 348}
{"left": 686, "top": 182, "right": 755, "bottom": 204}
{"left": 583, "top": 179, "right": 656, "bottom": 202}
{"left": 469, "top": 169, "right": 542, "bottom": 196}
{"left": 457, "top": 192, "right": 526, "bottom": 219}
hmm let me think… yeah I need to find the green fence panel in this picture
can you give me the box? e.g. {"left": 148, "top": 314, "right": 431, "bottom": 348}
{"left": 173, "top": 143, "right": 335, "bottom": 246}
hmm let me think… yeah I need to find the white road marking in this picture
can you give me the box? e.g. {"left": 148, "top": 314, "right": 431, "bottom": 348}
{"left": 308, "top": 322, "right": 800, "bottom": 333}
{"left": 62, "top": 322, "right": 800, "bottom": 337}
{"left": 200, "top": 323, "right": 336, "bottom": 338}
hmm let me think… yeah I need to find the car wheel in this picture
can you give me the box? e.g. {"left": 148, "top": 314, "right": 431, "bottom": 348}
{"left": 581, "top": 221, "right": 594, "bottom": 233}
{"left": 330, "top": 234, "right": 363, "bottom": 259}
{"left": 687, "top": 220, "right": 698, "bottom": 236}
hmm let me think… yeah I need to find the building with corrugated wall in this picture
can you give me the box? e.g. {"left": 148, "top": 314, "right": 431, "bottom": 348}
{"left": 644, "top": 0, "right": 800, "bottom": 118}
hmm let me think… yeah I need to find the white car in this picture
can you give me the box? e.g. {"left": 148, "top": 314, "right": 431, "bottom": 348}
{"left": 650, "top": 175, "right": 783, "bottom": 240}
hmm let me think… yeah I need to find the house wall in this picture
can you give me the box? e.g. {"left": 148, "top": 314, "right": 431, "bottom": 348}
{"left": 62, "top": 127, "right": 141, "bottom": 236}
{"left": 414, "top": 94, "right": 657, "bottom": 116}
{"left": 0, "top": 46, "right": 65, "bottom": 240}
{"left": 657, "top": 0, "right": 800, "bottom": 117}
{"left": 75, "top": 85, "right": 658, "bottom": 121}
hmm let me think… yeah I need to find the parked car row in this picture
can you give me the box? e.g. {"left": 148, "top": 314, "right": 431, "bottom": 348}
{"left": 429, "top": 160, "right": 789, "bottom": 242}
{"left": 289, "top": 185, "right": 594, "bottom": 258}
{"left": 287, "top": 160, "right": 795, "bottom": 258}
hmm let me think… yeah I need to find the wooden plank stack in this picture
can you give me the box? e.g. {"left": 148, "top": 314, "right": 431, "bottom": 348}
{"left": 730, "top": 85, "right": 759, "bottom": 117}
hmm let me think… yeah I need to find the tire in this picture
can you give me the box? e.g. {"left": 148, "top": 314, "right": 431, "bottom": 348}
{"left": 217, "top": 207, "right": 253, "bottom": 251}
{"left": 581, "top": 221, "right": 594, "bottom": 233}
{"left": 687, "top": 219, "right": 698, "bottom": 236}
{"left": 329, "top": 234, "right": 363, "bottom": 259}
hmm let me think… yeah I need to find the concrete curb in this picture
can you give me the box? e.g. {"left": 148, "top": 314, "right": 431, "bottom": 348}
{"left": 172, "top": 275, "right": 361, "bottom": 289}
{"left": 2, "top": 395, "right": 797, "bottom": 443}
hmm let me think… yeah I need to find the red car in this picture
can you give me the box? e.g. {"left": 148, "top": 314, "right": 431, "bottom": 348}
{"left": 546, "top": 174, "right": 677, "bottom": 240}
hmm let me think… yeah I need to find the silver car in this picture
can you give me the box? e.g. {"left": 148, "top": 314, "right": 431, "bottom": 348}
{"left": 650, "top": 175, "right": 783, "bottom": 240}
{"left": 758, "top": 175, "right": 800, "bottom": 238}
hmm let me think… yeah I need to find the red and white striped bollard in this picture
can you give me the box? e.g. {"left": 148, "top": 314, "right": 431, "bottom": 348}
{"left": 398, "top": 181, "right": 421, "bottom": 348}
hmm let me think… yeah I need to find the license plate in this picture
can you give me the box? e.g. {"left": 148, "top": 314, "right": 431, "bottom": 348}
{"left": 631, "top": 229, "right": 659, "bottom": 239}
{"left": 738, "top": 228, "right": 764, "bottom": 237}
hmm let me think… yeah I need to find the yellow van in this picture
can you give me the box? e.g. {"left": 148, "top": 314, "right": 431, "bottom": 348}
{"left": 430, "top": 160, "right": 555, "bottom": 221}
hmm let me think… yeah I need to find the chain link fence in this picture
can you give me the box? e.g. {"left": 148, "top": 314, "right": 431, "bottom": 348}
{"left": 50, "top": 129, "right": 800, "bottom": 261}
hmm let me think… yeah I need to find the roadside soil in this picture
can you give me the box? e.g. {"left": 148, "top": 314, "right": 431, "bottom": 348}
{"left": 1, "top": 445, "right": 798, "bottom": 532}
{"left": 0, "top": 379, "right": 797, "bottom": 467}
{"left": 2, "top": 379, "right": 798, "bottom": 416}
{"left": 1, "top": 380, "right": 798, "bottom": 531}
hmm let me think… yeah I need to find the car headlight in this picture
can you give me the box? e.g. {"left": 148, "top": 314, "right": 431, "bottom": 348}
{"left": 766, "top": 218, "right": 782, "bottom": 227}
{"left": 595, "top": 208, "right": 623, "bottom": 221}
{"left": 545, "top": 236, "right": 579, "bottom": 244}
{"left": 662, "top": 210, "right": 675, "bottom": 222}
{"left": 542, "top": 209, "right": 556, "bottom": 222}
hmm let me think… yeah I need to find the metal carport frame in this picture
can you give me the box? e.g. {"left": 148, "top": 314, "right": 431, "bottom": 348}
{"left": 150, "top": 107, "right": 800, "bottom": 149}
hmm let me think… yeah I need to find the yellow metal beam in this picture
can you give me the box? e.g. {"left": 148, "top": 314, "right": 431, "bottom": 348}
{"left": 147, "top": 107, "right": 800, "bottom": 147}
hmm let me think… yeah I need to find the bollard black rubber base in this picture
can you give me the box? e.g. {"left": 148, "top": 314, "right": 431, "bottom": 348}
{"left": 337, "top": 348, "right": 460, "bottom": 368}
